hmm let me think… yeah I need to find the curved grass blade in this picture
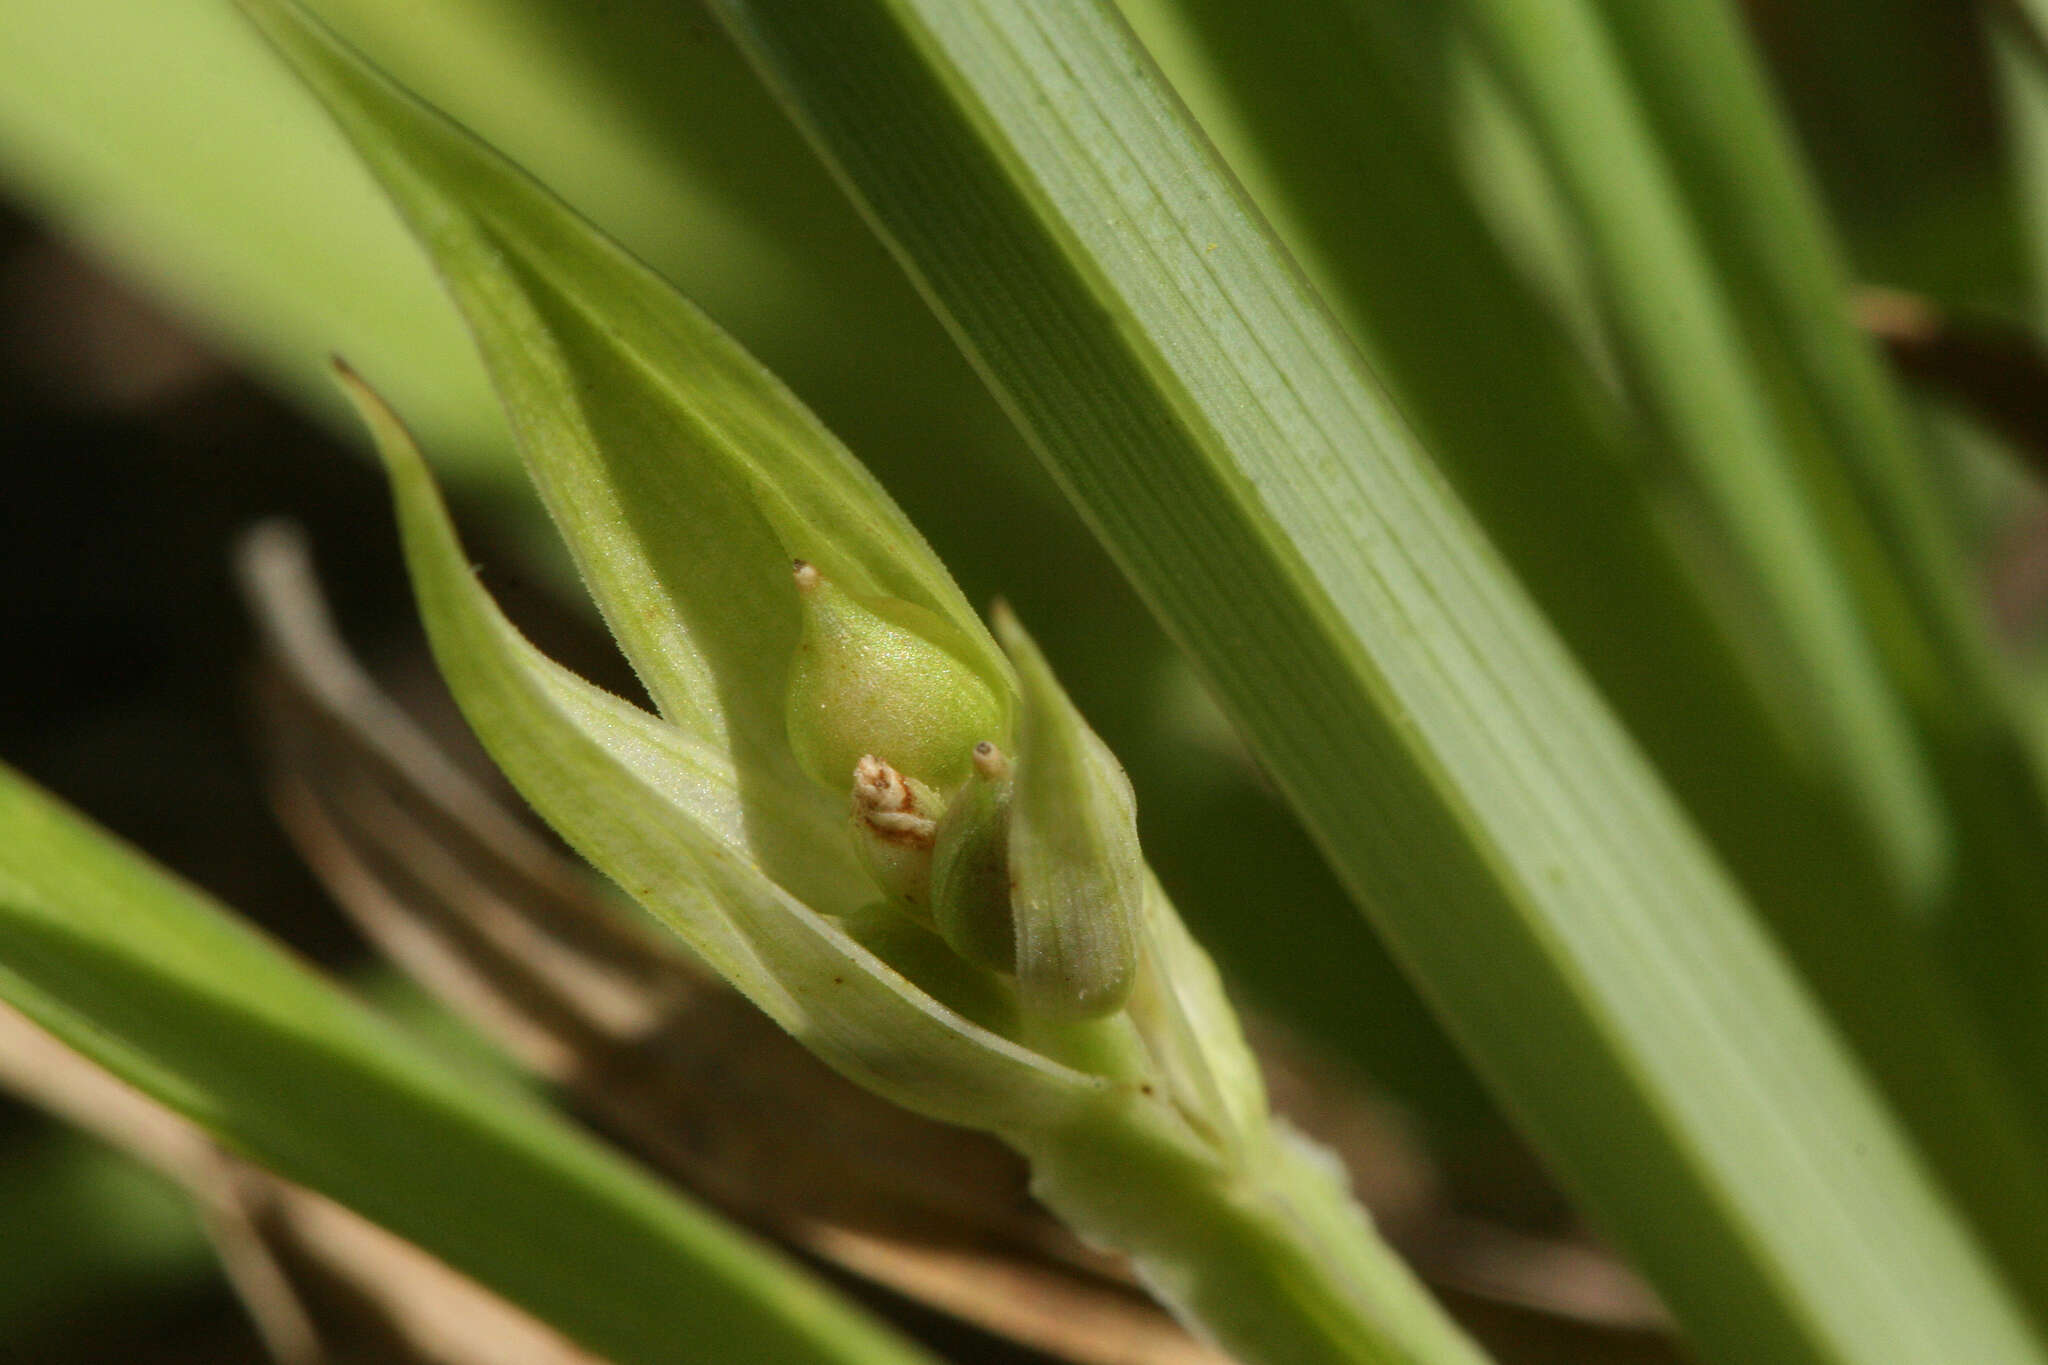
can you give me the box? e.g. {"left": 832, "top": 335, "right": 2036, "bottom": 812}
{"left": 0, "top": 765, "right": 934, "bottom": 1365}
{"left": 1128, "top": 0, "right": 2048, "bottom": 1321}
{"left": 706, "top": 2, "right": 2048, "bottom": 1362}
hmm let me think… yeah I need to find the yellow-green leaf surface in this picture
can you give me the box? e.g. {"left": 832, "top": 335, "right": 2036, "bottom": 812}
{"left": 708, "top": 2, "right": 2048, "bottom": 1362}
{"left": 0, "top": 766, "right": 932, "bottom": 1365}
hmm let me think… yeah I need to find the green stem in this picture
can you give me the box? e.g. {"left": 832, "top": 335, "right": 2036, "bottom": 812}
{"left": 1019, "top": 1095, "right": 1490, "bottom": 1365}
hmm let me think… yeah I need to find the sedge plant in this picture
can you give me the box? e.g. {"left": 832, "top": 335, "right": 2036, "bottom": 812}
{"left": 6, "top": 1, "right": 2048, "bottom": 1364}
{"left": 273, "top": 1, "right": 1488, "bottom": 1351}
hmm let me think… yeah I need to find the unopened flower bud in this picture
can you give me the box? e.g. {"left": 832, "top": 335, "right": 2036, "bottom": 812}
{"left": 849, "top": 754, "right": 940, "bottom": 909}
{"left": 930, "top": 741, "right": 1016, "bottom": 971}
{"left": 784, "top": 560, "right": 1006, "bottom": 793}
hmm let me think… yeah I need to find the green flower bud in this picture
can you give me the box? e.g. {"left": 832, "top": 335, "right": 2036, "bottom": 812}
{"left": 930, "top": 742, "right": 1016, "bottom": 971}
{"left": 784, "top": 560, "right": 1006, "bottom": 793}
{"left": 996, "top": 607, "right": 1140, "bottom": 1020}
{"left": 849, "top": 754, "right": 941, "bottom": 910}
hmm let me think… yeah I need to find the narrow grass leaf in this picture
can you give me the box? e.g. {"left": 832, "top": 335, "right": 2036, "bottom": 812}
{"left": 1133, "top": 0, "right": 2048, "bottom": 1315}
{"left": 1573, "top": 0, "right": 2013, "bottom": 733}
{"left": 1456, "top": 0, "right": 2048, "bottom": 1284}
{"left": 0, "top": 766, "right": 933, "bottom": 1365}
{"left": 1446, "top": 0, "right": 1952, "bottom": 906}
{"left": 709, "top": 3, "right": 2048, "bottom": 1362}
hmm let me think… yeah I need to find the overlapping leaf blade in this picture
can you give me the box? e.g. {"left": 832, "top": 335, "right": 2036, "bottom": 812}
{"left": 0, "top": 766, "right": 933, "bottom": 1365}
{"left": 707, "top": 2, "right": 2048, "bottom": 1362}
{"left": 1128, "top": 1, "right": 2048, "bottom": 1317}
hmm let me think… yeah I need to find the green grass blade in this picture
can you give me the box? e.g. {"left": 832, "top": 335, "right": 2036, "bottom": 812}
{"left": 0, "top": 765, "right": 933, "bottom": 1365}
{"left": 1114, "top": 5, "right": 1817, "bottom": 892}
{"left": 1573, "top": 0, "right": 2008, "bottom": 725}
{"left": 1463, "top": 0, "right": 2048, "bottom": 1214}
{"left": 1445, "top": 0, "right": 1950, "bottom": 905}
{"left": 708, "top": 3, "right": 2048, "bottom": 1361}
{"left": 1114, "top": 10, "right": 2048, "bottom": 1286}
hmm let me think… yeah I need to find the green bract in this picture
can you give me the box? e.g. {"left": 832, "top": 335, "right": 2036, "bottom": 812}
{"left": 998, "top": 607, "right": 1144, "bottom": 1020}
{"left": 929, "top": 743, "right": 1016, "bottom": 971}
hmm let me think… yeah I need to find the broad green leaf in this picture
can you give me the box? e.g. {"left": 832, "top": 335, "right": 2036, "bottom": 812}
{"left": 707, "top": 2, "right": 2048, "bottom": 1362}
{"left": 0, "top": 765, "right": 933, "bottom": 1365}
